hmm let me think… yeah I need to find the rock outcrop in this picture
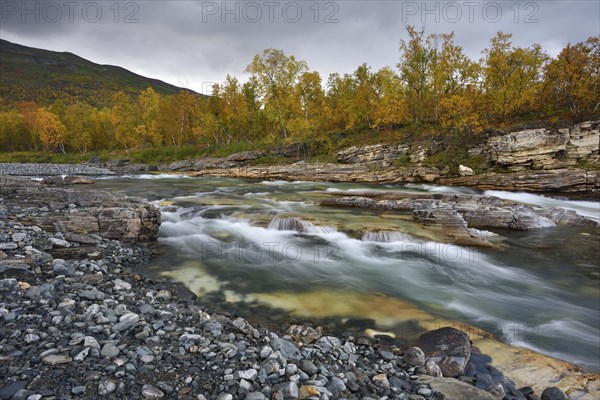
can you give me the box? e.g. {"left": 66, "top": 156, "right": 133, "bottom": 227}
{"left": 0, "top": 178, "right": 160, "bottom": 249}
{"left": 483, "top": 121, "right": 599, "bottom": 170}
{"left": 336, "top": 144, "right": 409, "bottom": 165}
{"left": 440, "top": 169, "right": 599, "bottom": 196}
{"left": 189, "top": 162, "right": 442, "bottom": 184}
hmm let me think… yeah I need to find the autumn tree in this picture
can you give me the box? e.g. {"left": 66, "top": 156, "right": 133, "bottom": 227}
{"left": 63, "top": 103, "right": 95, "bottom": 152}
{"left": 372, "top": 67, "right": 408, "bottom": 129}
{"left": 245, "top": 49, "right": 308, "bottom": 140}
{"left": 544, "top": 36, "right": 600, "bottom": 117}
{"left": 138, "top": 87, "right": 162, "bottom": 146}
{"left": 89, "top": 108, "right": 114, "bottom": 150}
{"left": 398, "top": 26, "right": 433, "bottom": 125}
{"left": 111, "top": 91, "right": 142, "bottom": 150}
{"left": 17, "top": 101, "right": 40, "bottom": 150}
{"left": 0, "top": 110, "right": 26, "bottom": 151}
{"left": 324, "top": 73, "right": 354, "bottom": 131}
{"left": 34, "top": 108, "right": 67, "bottom": 153}
{"left": 289, "top": 71, "right": 325, "bottom": 136}
{"left": 482, "top": 32, "right": 548, "bottom": 121}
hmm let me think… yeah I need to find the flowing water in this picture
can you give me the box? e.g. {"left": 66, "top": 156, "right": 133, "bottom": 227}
{"left": 96, "top": 175, "right": 600, "bottom": 372}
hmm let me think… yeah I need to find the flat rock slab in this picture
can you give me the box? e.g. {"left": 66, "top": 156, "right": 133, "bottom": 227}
{"left": 418, "top": 375, "right": 498, "bottom": 400}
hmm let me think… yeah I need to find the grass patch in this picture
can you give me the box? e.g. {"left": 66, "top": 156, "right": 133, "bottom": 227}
{"left": 248, "top": 155, "right": 292, "bottom": 166}
{"left": 127, "top": 145, "right": 204, "bottom": 164}
{"left": 424, "top": 149, "right": 487, "bottom": 175}
{"left": 390, "top": 154, "right": 412, "bottom": 168}
{"left": 203, "top": 141, "right": 267, "bottom": 158}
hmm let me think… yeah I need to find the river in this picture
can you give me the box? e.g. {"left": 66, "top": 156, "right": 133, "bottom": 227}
{"left": 95, "top": 174, "right": 600, "bottom": 372}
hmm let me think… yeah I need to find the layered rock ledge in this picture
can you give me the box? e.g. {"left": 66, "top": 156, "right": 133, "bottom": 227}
{"left": 0, "top": 177, "right": 160, "bottom": 253}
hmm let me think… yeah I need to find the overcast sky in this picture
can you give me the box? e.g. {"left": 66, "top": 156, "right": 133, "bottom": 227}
{"left": 1, "top": 0, "right": 599, "bottom": 93}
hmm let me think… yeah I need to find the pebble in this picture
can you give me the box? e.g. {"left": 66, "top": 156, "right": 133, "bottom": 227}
{"left": 141, "top": 384, "right": 164, "bottom": 400}
{"left": 0, "top": 381, "right": 28, "bottom": 399}
{"left": 42, "top": 354, "right": 72, "bottom": 365}
{"left": 541, "top": 387, "right": 567, "bottom": 400}
{"left": 425, "top": 361, "right": 442, "bottom": 377}
{"left": 71, "top": 386, "right": 86, "bottom": 396}
{"left": 52, "top": 262, "right": 76, "bottom": 277}
{"left": 98, "top": 381, "right": 116, "bottom": 396}
{"left": 404, "top": 347, "right": 426, "bottom": 367}
{"left": 272, "top": 338, "right": 302, "bottom": 361}
{"left": 100, "top": 343, "right": 120, "bottom": 358}
{"left": 49, "top": 237, "right": 71, "bottom": 248}
{"left": 111, "top": 312, "right": 140, "bottom": 332}
{"left": 12, "top": 233, "right": 27, "bottom": 242}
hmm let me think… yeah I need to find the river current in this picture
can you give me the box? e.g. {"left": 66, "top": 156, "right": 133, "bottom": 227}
{"left": 95, "top": 175, "right": 600, "bottom": 372}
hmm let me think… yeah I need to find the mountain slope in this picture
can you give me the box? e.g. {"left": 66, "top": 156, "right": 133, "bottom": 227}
{"left": 0, "top": 39, "right": 193, "bottom": 106}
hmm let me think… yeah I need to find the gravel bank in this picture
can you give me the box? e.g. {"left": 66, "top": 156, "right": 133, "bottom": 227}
{"left": 0, "top": 163, "right": 114, "bottom": 176}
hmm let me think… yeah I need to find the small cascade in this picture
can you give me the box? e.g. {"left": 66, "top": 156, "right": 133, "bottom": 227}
{"left": 467, "top": 228, "right": 498, "bottom": 238}
{"left": 268, "top": 216, "right": 336, "bottom": 234}
{"left": 361, "top": 230, "right": 413, "bottom": 243}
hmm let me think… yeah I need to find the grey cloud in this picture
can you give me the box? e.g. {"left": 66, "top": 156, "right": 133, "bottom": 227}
{"left": 1, "top": 0, "right": 598, "bottom": 93}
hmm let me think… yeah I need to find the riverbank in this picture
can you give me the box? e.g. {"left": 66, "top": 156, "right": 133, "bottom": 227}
{"left": 1, "top": 177, "right": 596, "bottom": 399}
{"left": 3, "top": 120, "right": 597, "bottom": 199}
{"left": 111, "top": 119, "right": 599, "bottom": 199}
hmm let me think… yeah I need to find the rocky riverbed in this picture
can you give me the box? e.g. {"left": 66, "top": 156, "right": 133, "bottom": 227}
{"left": 0, "top": 177, "right": 584, "bottom": 400}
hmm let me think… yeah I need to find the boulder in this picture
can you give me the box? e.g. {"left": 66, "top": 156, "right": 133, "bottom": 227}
{"left": 458, "top": 165, "right": 474, "bottom": 176}
{"left": 412, "top": 327, "right": 472, "bottom": 378}
{"left": 544, "top": 207, "right": 598, "bottom": 226}
{"left": 63, "top": 176, "right": 95, "bottom": 185}
{"left": 42, "top": 176, "right": 64, "bottom": 185}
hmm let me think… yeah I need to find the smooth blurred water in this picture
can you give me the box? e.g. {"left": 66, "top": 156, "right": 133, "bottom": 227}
{"left": 96, "top": 175, "right": 600, "bottom": 371}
